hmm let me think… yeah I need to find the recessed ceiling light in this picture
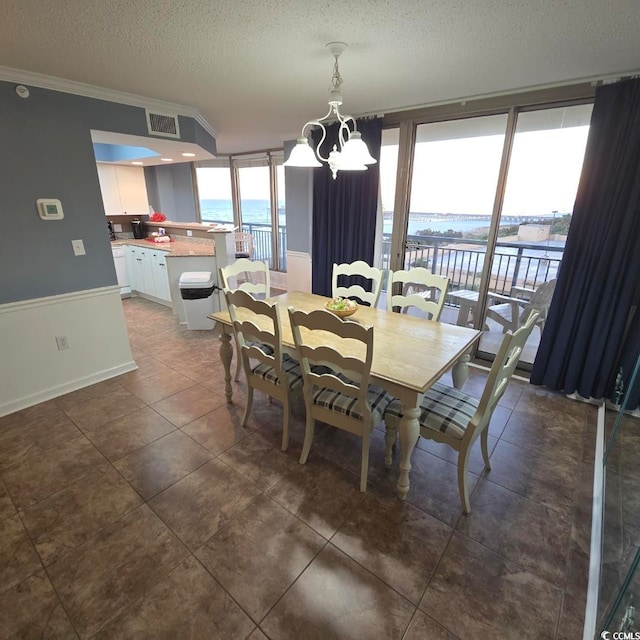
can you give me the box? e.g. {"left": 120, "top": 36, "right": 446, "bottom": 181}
{"left": 131, "top": 161, "right": 144, "bottom": 165}
{"left": 161, "top": 158, "right": 174, "bottom": 162}
{"left": 181, "top": 152, "right": 196, "bottom": 157}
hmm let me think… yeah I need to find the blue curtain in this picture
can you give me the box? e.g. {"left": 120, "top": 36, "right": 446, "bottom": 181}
{"left": 311, "top": 118, "right": 383, "bottom": 297}
{"left": 531, "top": 78, "right": 640, "bottom": 408}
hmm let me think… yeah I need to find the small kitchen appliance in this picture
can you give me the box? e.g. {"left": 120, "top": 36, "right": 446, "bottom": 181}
{"left": 131, "top": 218, "right": 145, "bottom": 239}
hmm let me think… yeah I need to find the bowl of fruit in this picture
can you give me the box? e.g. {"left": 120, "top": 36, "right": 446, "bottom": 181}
{"left": 325, "top": 297, "right": 358, "bottom": 318}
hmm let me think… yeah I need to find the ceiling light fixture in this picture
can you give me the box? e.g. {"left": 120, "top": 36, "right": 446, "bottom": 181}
{"left": 131, "top": 161, "right": 144, "bottom": 165}
{"left": 181, "top": 152, "right": 196, "bottom": 157}
{"left": 284, "top": 42, "right": 376, "bottom": 180}
{"left": 161, "top": 158, "right": 174, "bottom": 162}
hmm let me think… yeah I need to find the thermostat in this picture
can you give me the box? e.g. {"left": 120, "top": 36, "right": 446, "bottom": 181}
{"left": 36, "top": 199, "right": 64, "bottom": 220}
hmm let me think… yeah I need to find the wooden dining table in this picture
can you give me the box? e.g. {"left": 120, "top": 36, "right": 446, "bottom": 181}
{"left": 210, "top": 291, "right": 482, "bottom": 500}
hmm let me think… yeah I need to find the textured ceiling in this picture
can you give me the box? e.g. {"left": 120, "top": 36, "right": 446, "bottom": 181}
{"left": 2, "top": 0, "right": 640, "bottom": 154}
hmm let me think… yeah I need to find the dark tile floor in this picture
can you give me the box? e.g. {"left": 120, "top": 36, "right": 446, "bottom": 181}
{"left": 0, "top": 296, "right": 596, "bottom": 639}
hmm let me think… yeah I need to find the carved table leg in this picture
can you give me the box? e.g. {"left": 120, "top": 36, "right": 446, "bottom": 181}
{"left": 397, "top": 404, "right": 420, "bottom": 500}
{"left": 452, "top": 353, "right": 470, "bottom": 389}
{"left": 219, "top": 331, "right": 233, "bottom": 403}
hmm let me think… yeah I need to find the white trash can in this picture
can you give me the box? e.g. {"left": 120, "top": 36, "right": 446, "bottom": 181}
{"left": 179, "top": 271, "right": 216, "bottom": 330}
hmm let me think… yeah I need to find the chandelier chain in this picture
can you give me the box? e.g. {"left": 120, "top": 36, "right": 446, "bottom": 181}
{"left": 331, "top": 55, "right": 343, "bottom": 92}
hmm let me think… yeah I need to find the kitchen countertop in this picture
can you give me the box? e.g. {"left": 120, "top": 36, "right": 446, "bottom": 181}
{"left": 112, "top": 238, "right": 216, "bottom": 257}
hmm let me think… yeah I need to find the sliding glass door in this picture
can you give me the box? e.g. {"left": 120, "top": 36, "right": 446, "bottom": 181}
{"left": 389, "top": 101, "right": 592, "bottom": 371}
{"left": 477, "top": 104, "right": 593, "bottom": 367}
{"left": 404, "top": 115, "right": 508, "bottom": 325}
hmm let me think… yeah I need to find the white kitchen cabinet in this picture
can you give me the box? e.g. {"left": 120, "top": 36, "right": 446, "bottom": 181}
{"left": 124, "top": 245, "right": 170, "bottom": 305}
{"left": 116, "top": 166, "right": 150, "bottom": 214}
{"left": 98, "top": 164, "right": 122, "bottom": 215}
{"left": 125, "top": 246, "right": 145, "bottom": 293}
{"left": 97, "top": 163, "right": 149, "bottom": 215}
{"left": 151, "top": 251, "right": 171, "bottom": 302}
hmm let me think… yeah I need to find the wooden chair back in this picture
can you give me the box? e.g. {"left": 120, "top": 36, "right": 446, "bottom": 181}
{"left": 234, "top": 232, "right": 254, "bottom": 258}
{"left": 224, "top": 289, "right": 283, "bottom": 378}
{"left": 387, "top": 268, "right": 450, "bottom": 320}
{"left": 219, "top": 258, "right": 271, "bottom": 300}
{"left": 331, "top": 260, "right": 383, "bottom": 308}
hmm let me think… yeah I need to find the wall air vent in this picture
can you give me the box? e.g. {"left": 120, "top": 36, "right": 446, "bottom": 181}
{"left": 145, "top": 110, "right": 181, "bottom": 139}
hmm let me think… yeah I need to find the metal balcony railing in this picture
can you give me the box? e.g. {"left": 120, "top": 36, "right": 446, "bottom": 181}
{"left": 382, "top": 233, "right": 563, "bottom": 296}
{"left": 206, "top": 222, "right": 562, "bottom": 297}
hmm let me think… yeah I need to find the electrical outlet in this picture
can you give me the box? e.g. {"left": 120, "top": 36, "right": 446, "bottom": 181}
{"left": 186, "top": 230, "right": 193, "bottom": 237}
{"left": 71, "top": 239, "right": 86, "bottom": 256}
{"left": 113, "top": 223, "right": 123, "bottom": 232}
{"left": 56, "top": 335, "right": 69, "bottom": 350}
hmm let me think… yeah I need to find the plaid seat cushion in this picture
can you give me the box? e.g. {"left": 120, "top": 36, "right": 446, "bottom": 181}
{"left": 312, "top": 380, "right": 394, "bottom": 425}
{"left": 253, "top": 355, "right": 303, "bottom": 390}
{"left": 384, "top": 382, "right": 479, "bottom": 439}
{"left": 245, "top": 340, "right": 274, "bottom": 356}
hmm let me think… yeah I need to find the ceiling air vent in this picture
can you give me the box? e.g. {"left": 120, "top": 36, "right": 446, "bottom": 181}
{"left": 145, "top": 110, "right": 181, "bottom": 139}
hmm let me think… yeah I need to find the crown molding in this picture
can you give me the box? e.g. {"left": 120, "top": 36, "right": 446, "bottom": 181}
{"left": 0, "top": 65, "right": 217, "bottom": 139}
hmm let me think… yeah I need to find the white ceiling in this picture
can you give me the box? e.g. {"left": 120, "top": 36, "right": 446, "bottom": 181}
{"left": 2, "top": 0, "right": 640, "bottom": 154}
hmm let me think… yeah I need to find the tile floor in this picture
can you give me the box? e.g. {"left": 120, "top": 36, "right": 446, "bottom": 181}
{"left": 0, "top": 296, "right": 596, "bottom": 639}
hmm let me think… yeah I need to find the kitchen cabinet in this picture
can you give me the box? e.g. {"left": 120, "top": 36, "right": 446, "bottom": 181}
{"left": 151, "top": 251, "right": 171, "bottom": 302}
{"left": 125, "top": 245, "right": 170, "bottom": 305}
{"left": 98, "top": 164, "right": 149, "bottom": 215}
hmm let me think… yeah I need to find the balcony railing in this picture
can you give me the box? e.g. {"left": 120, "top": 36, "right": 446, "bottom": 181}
{"left": 203, "top": 219, "right": 287, "bottom": 270}
{"left": 382, "top": 233, "right": 563, "bottom": 295}
{"left": 207, "top": 221, "right": 561, "bottom": 297}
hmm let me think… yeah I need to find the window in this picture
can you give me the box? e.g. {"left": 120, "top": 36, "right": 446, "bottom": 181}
{"left": 195, "top": 166, "right": 233, "bottom": 223}
{"left": 196, "top": 153, "right": 286, "bottom": 270}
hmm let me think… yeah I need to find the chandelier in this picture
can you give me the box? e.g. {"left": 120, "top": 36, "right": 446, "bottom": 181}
{"left": 283, "top": 42, "right": 376, "bottom": 180}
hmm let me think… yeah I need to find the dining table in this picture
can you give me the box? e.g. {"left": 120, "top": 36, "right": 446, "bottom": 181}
{"left": 209, "top": 291, "right": 482, "bottom": 500}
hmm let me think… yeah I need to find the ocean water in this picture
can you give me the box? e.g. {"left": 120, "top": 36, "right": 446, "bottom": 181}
{"left": 200, "top": 199, "right": 284, "bottom": 226}
{"left": 200, "top": 198, "right": 554, "bottom": 236}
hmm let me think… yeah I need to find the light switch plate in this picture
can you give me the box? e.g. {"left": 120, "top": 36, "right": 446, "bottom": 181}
{"left": 71, "top": 239, "right": 86, "bottom": 256}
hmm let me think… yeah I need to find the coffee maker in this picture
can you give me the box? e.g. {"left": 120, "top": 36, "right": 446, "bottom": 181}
{"left": 131, "top": 218, "right": 145, "bottom": 239}
{"left": 107, "top": 221, "right": 116, "bottom": 240}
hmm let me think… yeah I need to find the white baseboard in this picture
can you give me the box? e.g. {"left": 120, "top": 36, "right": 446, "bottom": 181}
{"left": 0, "top": 286, "right": 135, "bottom": 418}
{"left": 1, "top": 361, "right": 138, "bottom": 417}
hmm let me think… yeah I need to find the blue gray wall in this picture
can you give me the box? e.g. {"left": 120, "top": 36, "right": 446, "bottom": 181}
{"left": 283, "top": 139, "right": 313, "bottom": 254}
{"left": 145, "top": 164, "right": 198, "bottom": 222}
{"left": 0, "top": 80, "right": 215, "bottom": 304}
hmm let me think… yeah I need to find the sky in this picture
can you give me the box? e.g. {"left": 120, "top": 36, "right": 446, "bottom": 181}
{"left": 380, "top": 126, "right": 590, "bottom": 216}
{"left": 197, "top": 125, "right": 591, "bottom": 218}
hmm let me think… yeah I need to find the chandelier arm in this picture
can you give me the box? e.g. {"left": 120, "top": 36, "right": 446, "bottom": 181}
{"left": 337, "top": 115, "right": 356, "bottom": 149}
{"left": 301, "top": 120, "right": 330, "bottom": 163}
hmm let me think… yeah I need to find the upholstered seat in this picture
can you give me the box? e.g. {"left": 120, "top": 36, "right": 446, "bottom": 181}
{"left": 288, "top": 306, "right": 393, "bottom": 492}
{"left": 384, "top": 382, "right": 477, "bottom": 440}
{"left": 384, "top": 311, "right": 539, "bottom": 513}
{"left": 224, "top": 289, "right": 298, "bottom": 451}
{"left": 313, "top": 380, "right": 393, "bottom": 425}
{"left": 253, "top": 354, "right": 303, "bottom": 389}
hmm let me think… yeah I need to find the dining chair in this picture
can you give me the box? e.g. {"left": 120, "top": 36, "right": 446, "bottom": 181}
{"left": 383, "top": 310, "right": 539, "bottom": 513}
{"left": 220, "top": 259, "right": 271, "bottom": 381}
{"left": 486, "top": 279, "right": 556, "bottom": 334}
{"left": 234, "top": 231, "right": 254, "bottom": 259}
{"left": 387, "top": 267, "right": 450, "bottom": 320}
{"left": 332, "top": 260, "right": 383, "bottom": 308}
{"left": 224, "top": 289, "right": 302, "bottom": 451}
{"left": 288, "top": 307, "right": 394, "bottom": 492}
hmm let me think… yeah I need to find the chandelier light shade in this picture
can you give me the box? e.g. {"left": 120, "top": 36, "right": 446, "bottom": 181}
{"left": 284, "top": 42, "right": 376, "bottom": 179}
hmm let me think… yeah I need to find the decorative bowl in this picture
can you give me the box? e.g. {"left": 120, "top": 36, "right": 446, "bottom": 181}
{"left": 325, "top": 298, "right": 358, "bottom": 318}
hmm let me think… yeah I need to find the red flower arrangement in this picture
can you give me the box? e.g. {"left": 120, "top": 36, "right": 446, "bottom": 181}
{"left": 149, "top": 212, "right": 167, "bottom": 222}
